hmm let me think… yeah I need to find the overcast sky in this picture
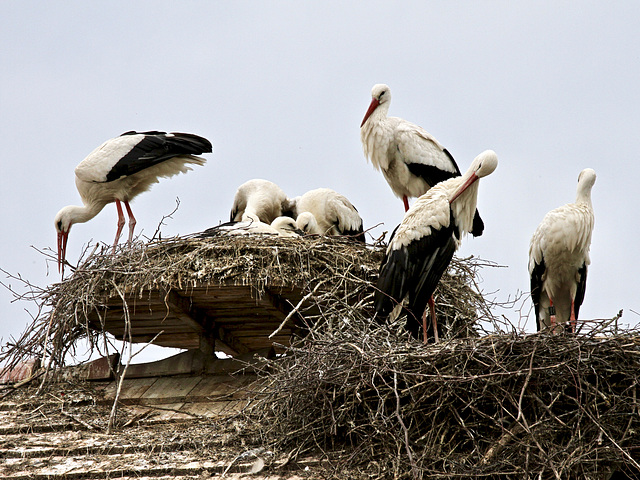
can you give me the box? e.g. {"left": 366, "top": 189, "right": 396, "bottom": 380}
{"left": 2, "top": 2, "right": 639, "bottom": 360}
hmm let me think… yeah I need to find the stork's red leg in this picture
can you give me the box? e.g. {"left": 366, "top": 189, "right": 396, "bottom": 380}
{"left": 123, "top": 200, "right": 136, "bottom": 243}
{"left": 548, "top": 298, "right": 557, "bottom": 333}
{"left": 113, "top": 200, "right": 126, "bottom": 253}
{"left": 569, "top": 300, "right": 577, "bottom": 333}
{"left": 428, "top": 295, "right": 439, "bottom": 343}
{"left": 402, "top": 195, "right": 410, "bottom": 212}
{"left": 421, "top": 309, "right": 428, "bottom": 343}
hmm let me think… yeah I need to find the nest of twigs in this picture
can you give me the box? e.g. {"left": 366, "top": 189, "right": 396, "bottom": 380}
{"left": 4, "top": 233, "right": 637, "bottom": 478}
{"left": 0, "top": 234, "right": 490, "bottom": 378}
{"left": 251, "top": 316, "right": 640, "bottom": 479}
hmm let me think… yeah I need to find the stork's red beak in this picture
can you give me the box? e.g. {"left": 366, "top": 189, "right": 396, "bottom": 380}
{"left": 450, "top": 173, "right": 479, "bottom": 204}
{"left": 360, "top": 98, "right": 380, "bottom": 127}
{"left": 57, "top": 230, "right": 69, "bottom": 275}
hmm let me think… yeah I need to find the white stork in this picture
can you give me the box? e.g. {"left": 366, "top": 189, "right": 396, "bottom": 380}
{"left": 528, "top": 168, "right": 596, "bottom": 333}
{"left": 230, "top": 179, "right": 295, "bottom": 224}
{"left": 292, "top": 188, "right": 365, "bottom": 242}
{"left": 55, "top": 131, "right": 212, "bottom": 273}
{"left": 374, "top": 150, "right": 498, "bottom": 342}
{"left": 295, "top": 211, "right": 321, "bottom": 235}
{"left": 360, "top": 83, "right": 483, "bottom": 236}
{"left": 199, "top": 214, "right": 303, "bottom": 237}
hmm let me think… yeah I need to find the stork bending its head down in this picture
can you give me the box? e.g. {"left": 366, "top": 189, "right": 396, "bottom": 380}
{"left": 54, "top": 131, "right": 212, "bottom": 275}
{"left": 374, "top": 150, "right": 498, "bottom": 342}
{"left": 528, "top": 168, "right": 596, "bottom": 333}
{"left": 360, "top": 83, "right": 484, "bottom": 236}
{"left": 291, "top": 188, "right": 365, "bottom": 242}
{"left": 230, "top": 179, "right": 295, "bottom": 224}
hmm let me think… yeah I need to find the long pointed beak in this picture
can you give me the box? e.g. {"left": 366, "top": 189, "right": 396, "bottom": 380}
{"left": 57, "top": 230, "right": 69, "bottom": 275}
{"left": 360, "top": 98, "right": 380, "bottom": 127}
{"left": 450, "top": 173, "right": 479, "bottom": 204}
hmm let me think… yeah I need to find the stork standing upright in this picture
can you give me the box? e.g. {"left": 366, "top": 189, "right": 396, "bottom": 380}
{"left": 55, "top": 131, "right": 212, "bottom": 274}
{"left": 230, "top": 179, "right": 295, "bottom": 224}
{"left": 374, "top": 150, "right": 498, "bottom": 342}
{"left": 360, "top": 83, "right": 483, "bottom": 236}
{"left": 292, "top": 188, "right": 365, "bottom": 242}
{"left": 528, "top": 168, "right": 596, "bottom": 333}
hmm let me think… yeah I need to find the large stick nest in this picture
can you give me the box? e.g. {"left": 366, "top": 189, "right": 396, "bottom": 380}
{"left": 1, "top": 235, "right": 490, "bottom": 374}
{"left": 251, "top": 320, "right": 640, "bottom": 479}
{"left": 3, "top": 234, "right": 637, "bottom": 478}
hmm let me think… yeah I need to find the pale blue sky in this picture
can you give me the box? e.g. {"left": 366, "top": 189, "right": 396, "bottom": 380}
{"left": 2, "top": 2, "right": 639, "bottom": 358}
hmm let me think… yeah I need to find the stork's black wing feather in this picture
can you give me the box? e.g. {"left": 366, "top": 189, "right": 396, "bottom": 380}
{"left": 106, "top": 132, "right": 212, "bottom": 182}
{"left": 443, "top": 148, "right": 463, "bottom": 176}
{"left": 574, "top": 263, "right": 588, "bottom": 320}
{"left": 407, "top": 236, "right": 457, "bottom": 315}
{"left": 529, "top": 256, "right": 546, "bottom": 332}
{"left": 471, "top": 210, "right": 484, "bottom": 237}
{"left": 374, "top": 226, "right": 408, "bottom": 320}
{"left": 198, "top": 220, "right": 238, "bottom": 237}
{"left": 405, "top": 162, "right": 458, "bottom": 189}
{"left": 339, "top": 223, "right": 366, "bottom": 243}
{"left": 375, "top": 218, "right": 457, "bottom": 332}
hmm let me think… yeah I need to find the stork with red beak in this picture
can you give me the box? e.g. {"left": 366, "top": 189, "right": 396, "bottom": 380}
{"left": 374, "top": 150, "right": 497, "bottom": 342}
{"left": 360, "top": 83, "right": 483, "bottom": 236}
{"left": 55, "top": 131, "right": 212, "bottom": 275}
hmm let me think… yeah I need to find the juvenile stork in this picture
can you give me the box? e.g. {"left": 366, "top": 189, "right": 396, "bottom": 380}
{"left": 360, "top": 83, "right": 483, "bottom": 236}
{"left": 374, "top": 150, "right": 498, "bottom": 342}
{"left": 528, "top": 168, "right": 596, "bottom": 333}
{"left": 199, "top": 214, "right": 302, "bottom": 238}
{"left": 292, "top": 188, "right": 365, "bottom": 242}
{"left": 295, "top": 211, "right": 322, "bottom": 235}
{"left": 230, "top": 179, "right": 295, "bottom": 224}
{"left": 55, "top": 131, "right": 212, "bottom": 274}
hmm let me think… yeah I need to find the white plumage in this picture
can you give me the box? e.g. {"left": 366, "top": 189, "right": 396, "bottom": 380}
{"left": 528, "top": 168, "right": 596, "bottom": 333}
{"left": 295, "top": 211, "right": 322, "bottom": 235}
{"left": 292, "top": 188, "right": 365, "bottom": 242}
{"left": 375, "top": 150, "right": 498, "bottom": 342}
{"left": 361, "top": 84, "right": 483, "bottom": 236}
{"left": 230, "top": 179, "right": 295, "bottom": 224}
{"left": 54, "top": 131, "right": 212, "bottom": 274}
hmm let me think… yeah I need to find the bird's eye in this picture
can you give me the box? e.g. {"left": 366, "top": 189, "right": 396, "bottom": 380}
{"left": 379, "top": 91, "right": 386, "bottom": 99}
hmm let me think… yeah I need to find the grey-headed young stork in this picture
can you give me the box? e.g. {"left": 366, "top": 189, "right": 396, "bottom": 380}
{"left": 374, "top": 150, "right": 498, "bottom": 342}
{"left": 199, "top": 214, "right": 303, "bottom": 238}
{"left": 292, "top": 188, "right": 365, "bottom": 242}
{"left": 528, "top": 168, "right": 596, "bottom": 333}
{"left": 230, "top": 179, "right": 296, "bottom": 224}
{"left": 360, "top": 84, "right": 483, "bottom": 236}
{"left": 54, "top": 131, "right": 212, "bottom": 274}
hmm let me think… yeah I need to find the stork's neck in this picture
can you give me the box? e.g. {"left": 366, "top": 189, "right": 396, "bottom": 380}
{"left": 63, "top": 202, "right": 105, "bottom": 226}
{"left": 360, "top": 104, "right": 393, "bottom": 169}
{"left": 575, "top": 185, "right": 592, "bottom": 206}
{"left": 449, "top": 180, "right": 479, "bottom": 235}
